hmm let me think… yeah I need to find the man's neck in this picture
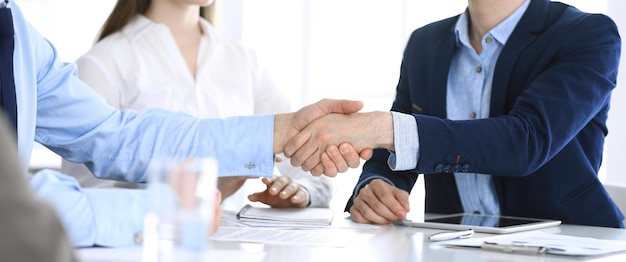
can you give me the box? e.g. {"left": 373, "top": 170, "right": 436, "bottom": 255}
{"left": 467, "top": 0, "right": 526, "bottom": 40}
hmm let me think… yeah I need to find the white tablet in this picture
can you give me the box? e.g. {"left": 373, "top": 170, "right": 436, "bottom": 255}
{"left": 402, "top": 213, "right": 561, "bottom": 234}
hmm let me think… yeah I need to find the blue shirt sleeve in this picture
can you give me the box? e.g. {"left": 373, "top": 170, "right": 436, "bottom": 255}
{"left": 29, "top": 169, "right": 147, "bottom": 247}
{"left": 388, "top": 111, "right": 419, "bottom": 170}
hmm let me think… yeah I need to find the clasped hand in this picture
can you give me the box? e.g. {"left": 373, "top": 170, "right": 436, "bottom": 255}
{"left": 274, "top": 99, "right": 394, "bottom": 177}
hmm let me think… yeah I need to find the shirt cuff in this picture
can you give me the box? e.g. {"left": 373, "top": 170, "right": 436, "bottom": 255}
{"left": 83, "top": 188, "right": 147, "bottom": 247}
{"left": 388, "top": 111, "right": 419, "bottom": 171}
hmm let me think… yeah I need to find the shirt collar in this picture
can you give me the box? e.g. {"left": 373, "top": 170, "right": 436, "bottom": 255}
{"left": 454, "top": 0, "right": 530, "bottom": 47}
{"left": 122, "top": 14, "right": 218, "bottom": 43}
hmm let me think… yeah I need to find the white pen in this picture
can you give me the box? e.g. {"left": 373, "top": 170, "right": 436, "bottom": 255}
{"left": 428, "top": 229, "right": 474, "bottom": 241}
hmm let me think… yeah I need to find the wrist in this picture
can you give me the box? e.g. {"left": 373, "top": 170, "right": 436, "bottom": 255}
{"left": 273, "top": 114, "right": 291, "bottom": 154}
{"left": 373, "top": 111, "right": 395, "bottom": 150}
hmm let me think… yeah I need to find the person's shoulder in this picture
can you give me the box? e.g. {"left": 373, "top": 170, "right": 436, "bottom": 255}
{"left": 544, "top": 2, "right": 618, "bottom": 37}
{"left": 548, "top": 1, "right": 616, "bottom": 28}
{"left": 408, "top": 15, "right": 459, "bottom": 40}
{"left": 76, "top": 31, "right": 132, "bottom": 66}
{"left": 78, "top": 17, "right": 148, "bottom": 64}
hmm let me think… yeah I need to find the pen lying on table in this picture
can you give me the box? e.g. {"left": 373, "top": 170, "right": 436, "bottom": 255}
{"left": 428, "top": 229, "right": 474, "bottom": 241}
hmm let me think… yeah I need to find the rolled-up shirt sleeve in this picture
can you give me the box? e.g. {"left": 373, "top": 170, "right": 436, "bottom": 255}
{"left": 29, "top": 169, "right": 146, "bottom": 247}
{"left": 388, "top": 112, "right": 419, "bottom": 171}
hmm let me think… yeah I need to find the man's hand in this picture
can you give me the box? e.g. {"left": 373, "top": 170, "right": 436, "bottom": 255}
{"left": 247, "top": 176, "right": 310, "bottom": 208}
{"left": 349, "top": 179, "right": 410, "bottom": 224}
{"left": 211, "top": 190, "right": 222, "bottom": 234}
{"left": 274, "top": 99, "right": 371, "bottom": 176}
{"left": 284, "top": 111, "right": 394, "bottom": 176}
{"left": 310, "top": 143, "right": 373, "bottom": 177}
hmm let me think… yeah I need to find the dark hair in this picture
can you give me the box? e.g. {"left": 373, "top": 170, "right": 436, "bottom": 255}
{"left": 97, "top": 0, "right": 151, "bottom": 41}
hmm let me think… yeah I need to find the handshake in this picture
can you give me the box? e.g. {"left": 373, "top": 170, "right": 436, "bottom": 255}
{"left": 273, "top": 99, "right": 395, "bottom": 176}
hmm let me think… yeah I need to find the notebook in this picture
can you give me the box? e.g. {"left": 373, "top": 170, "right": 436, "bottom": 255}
{"left": 236, "top": 204, "right": 334, "bottom": 227}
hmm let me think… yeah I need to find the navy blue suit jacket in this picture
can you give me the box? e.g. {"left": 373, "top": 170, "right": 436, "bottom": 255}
{"left": 346, "top": 0, "right": 624, "bottom": 227}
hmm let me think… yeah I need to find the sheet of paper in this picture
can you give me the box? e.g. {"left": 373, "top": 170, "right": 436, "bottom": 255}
{"left": 221, "top": 209, "right": 382, "bottom": 230}
{"left": 210, "top": 227, "right": 377, "bottom": 247}
{"left": 443, "top": 231, "right": 626, "bottom": 256}
{"left": 75, "top": 246, "right": 265, "bottom": 262}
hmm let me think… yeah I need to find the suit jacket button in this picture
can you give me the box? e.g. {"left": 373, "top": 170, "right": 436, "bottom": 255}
{"left": 443, "top": 164, "right": 452, "bottom": 173}
{"left": 461, "top": 163, "right": 470, "bottom": 172}
{"left": 435, "top": 163, "right": 444, "bottom": 172}
{"left": 453, "top": 164, "right": 461, "bottom": 172}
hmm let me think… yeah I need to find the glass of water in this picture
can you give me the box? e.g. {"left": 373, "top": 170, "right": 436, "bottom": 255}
{"left": 142, "top": 157, "right": 218, "bottom": 262}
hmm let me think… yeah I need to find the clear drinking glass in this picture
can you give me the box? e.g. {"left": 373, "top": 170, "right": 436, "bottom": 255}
{"left": 142, "top": 157, "right": 218, "bottom": 262}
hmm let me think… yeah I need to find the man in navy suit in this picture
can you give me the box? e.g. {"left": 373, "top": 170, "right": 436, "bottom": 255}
{"left": 285, "top": 0, "right": 624, "bottom": 227}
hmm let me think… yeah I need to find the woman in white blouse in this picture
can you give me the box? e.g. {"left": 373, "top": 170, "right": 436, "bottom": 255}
{"left": 61, "top": 0, "right": 333, "bottom": 210}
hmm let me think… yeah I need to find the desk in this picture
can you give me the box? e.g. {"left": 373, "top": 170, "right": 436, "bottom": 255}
{"left": 76, "top": 213, "right": 626, "bottom": 262}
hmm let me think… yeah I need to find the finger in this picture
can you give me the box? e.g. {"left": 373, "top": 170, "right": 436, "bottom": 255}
{"left": 288, "top": 139, "right": 319, "bottom": 169}
{"left": 310, "top": 163, "right": 325, "bottom": 177}
{"left": 359, "top": 185, "right": 400, "bottom": 222}
{"left": 261, "top": 177, "right": 272, "bottom": 186}
{"left": 212, "top": 190, "right": 222, "bottom": 234}
{"left": 300, "top": 142, "right": 323, "bottom": 172}
{"left": 337, "top": 143, "right": 359, "bottom": 169}
{"left": 268, "top": 177, "right": 290, "bottom": 196}
{"left": 359, "top": 148, "right": 374, "bottom": 160}
{"left": 351, "top": 196, "right": 392, "bottom": 224}
{"left": 324, "top": 145, "right": 348, "bottom": 172}
{"left": 290, "top": 188, "right": 308, "bottom": 206}
{"left": 212, "top": 205, "right": 222, "bottom": 234}
{"left": 284, "top": 128, "right": 313, "bottom": 160}
{"left": 350, "top": 205, "right": 383, "bottom": 224}
{"left": 279, "top": 182, "right": 299, "bottom": 200}
{"left": 371, "top": 182, "right": 410, "bottom": 220}
{"left": 319, "top": 152, "right": 338, "bottom": 177}
{"left": 292, "top": 99, "right": 364, "bottom": 131}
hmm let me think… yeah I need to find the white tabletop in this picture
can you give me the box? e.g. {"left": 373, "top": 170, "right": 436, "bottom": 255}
{"left": 76, "top": 213, "right": 626, "bottom": 262}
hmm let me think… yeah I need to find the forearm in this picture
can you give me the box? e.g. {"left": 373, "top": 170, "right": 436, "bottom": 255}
{"left": 29, "top": 170, "right": 146, "bottom": 247}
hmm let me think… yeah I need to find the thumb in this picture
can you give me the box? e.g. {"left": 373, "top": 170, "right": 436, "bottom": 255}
{"left": 293, "top": 99, "right": 364, "bottom": 131}
{"left": 397, "top": 192, "right": 411, "bottom": 213}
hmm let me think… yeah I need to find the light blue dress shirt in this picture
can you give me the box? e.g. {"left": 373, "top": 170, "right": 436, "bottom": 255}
{"left": 9, "top": 1, "right": 274, "bottom": 247}
{"left": 375, "top": 1, "right": 530, "bottom": 215}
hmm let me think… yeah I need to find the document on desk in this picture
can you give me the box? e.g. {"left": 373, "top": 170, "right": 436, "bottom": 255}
{"left": 442, "top": 231, "right": 626, "bottom": 256}
{"left": 210, "top": 227, "right": 377, "bottom": 247}
{"left": 235, "top": 204, "right": 334, "bottom": 227}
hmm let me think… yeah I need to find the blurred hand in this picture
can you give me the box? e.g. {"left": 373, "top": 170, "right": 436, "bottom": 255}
{"left": 211, "top": 190, "right": 222, "bottom": 234}
{"left": 284, "top": 111, "right": 393, "bottom": 177}
{"left": 349, "top": 179, "right": 410, "bottom": 224}
{"left": 247, "top": 176, "right": 310, "bottom": 208}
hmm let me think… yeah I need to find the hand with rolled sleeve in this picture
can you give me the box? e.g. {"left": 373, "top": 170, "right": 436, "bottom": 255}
{"left": 284, "top": 111, "right": 395, "bottom": 176}
{"left": 275, "top": 99, "right": 377, "bottom": 176}
{"left": 248, "top": 176, "right": 311, "bottom": 208}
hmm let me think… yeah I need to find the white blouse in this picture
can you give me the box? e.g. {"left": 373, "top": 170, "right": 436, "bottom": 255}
{"left": 61, "top": 15, "right": 332, "bottom": 209}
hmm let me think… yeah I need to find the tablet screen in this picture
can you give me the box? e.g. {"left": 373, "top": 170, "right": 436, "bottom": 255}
{"left": 426, "top": 214, "right": 545, "bottom": 228}
{"left": 403, "top": 213, "right": 561, "bottom": 234}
